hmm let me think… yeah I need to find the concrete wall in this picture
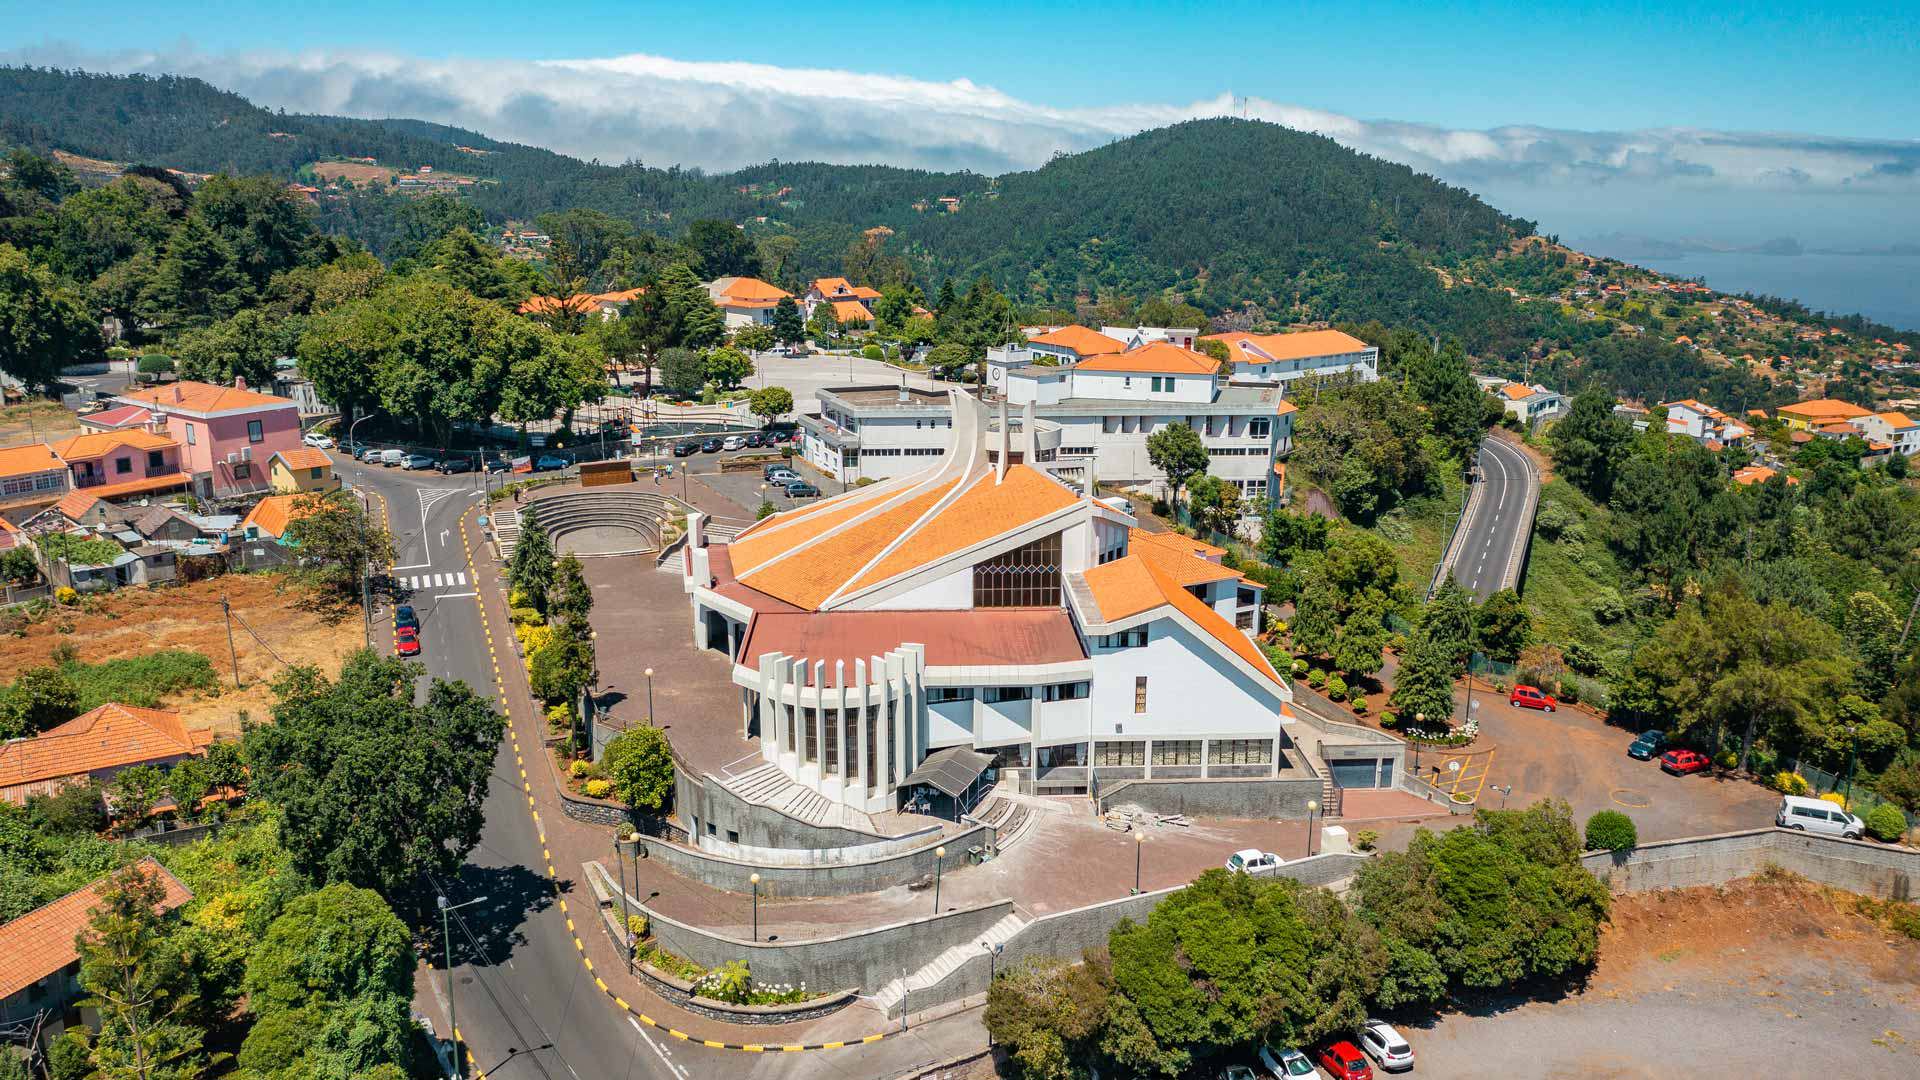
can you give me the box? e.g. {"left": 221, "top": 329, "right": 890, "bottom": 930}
{"left": 1582, "top": 827, "right": 1918, "bottom": 900}
{"left": 636, "top": 823, "right": 988, "bottom": 898}
{"left": 677, "top": 768, "right": 903, "bottom": 852}
{"left": 1096, "top": 777, "right": 1323, "bottom": 819}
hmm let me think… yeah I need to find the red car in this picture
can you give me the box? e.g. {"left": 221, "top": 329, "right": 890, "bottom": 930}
{"left": 1316, "top": 1041, "right": 1374, "bottom": 1080}
{"left": 1660, "top": 748, "right": 1710, "bottom": 776}
{"left": 395, "top": 626, "right": 421, "bottom": 657}
{"left": 1509, "top": 684, "right": 1557, "bottom": 712}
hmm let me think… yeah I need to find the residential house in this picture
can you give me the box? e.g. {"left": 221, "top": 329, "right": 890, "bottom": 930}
{"left": 1731, "top": 465, "right": 1797, "bottom": 486}
{"left": 517, "top": 287, "right": 646, "bottom": 322}
{"left": 0, "top": 858, "right": 192, "bottom": 1043}
{"left": 0, "top": 704, "right": 214, "bottom": 805}
{"left": 268, "top": 447, "right": 339, "bottom": 494}
{"left": 0, "top": 443, "right": 69, "bottom": 515}
{"left": 112, "top": 379, "right": 302, "bottom": 499}
{"left": 1023, "top": 325, "right": 1128, "bottom": 366}
{"left": 74, "top": 404, "right": 155, "bottom": 432}
{"left": 50, "top": 430, "right": 188, "bottom": 500}
{"left": 802, "top": 278, "right": 883, "bottom": 323}
{"left": 705, "top": 277, "right": 793, "bottom": 328}
{"left": 1493, "top": 382, "right": 1566, "bottom": 424}
{"left": 1776, "top": 398, "right": 1872, "bottom": 431}
{"left": 1850, "top": 411, "right": 1920, "bottom": 457}
{"left": 241, "top": 494, "right": 319, "bottom": 543}
{"left": 1661, "top": 400, "right": 1752, "bottom": 445}
{"left": 1198, "top": 329, "right": 1380, "bottom": 388}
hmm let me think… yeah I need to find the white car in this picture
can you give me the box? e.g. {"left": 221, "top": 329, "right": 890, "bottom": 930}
{"left": 302, "top": 432, "right": 335, "bottom": 448}
{"left": 722, "top": 435, "right": 746, "bottom": 451}
{"left": 1359, "top": 1019, "right": 1414, "bottom": 1072}
{"left": 1259, "top": 1045, "right": 1325, "bottom": 1079}
{"left": 1225, "top": 848, "right": 1281, "bottom": 874}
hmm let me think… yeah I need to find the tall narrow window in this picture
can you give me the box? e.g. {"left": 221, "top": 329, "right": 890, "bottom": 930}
{"left": 1134, "top": 676, "right": 1148, "bottom": 713}
{"left": 972, "top": 533, "right": 1062, "bottom": 607}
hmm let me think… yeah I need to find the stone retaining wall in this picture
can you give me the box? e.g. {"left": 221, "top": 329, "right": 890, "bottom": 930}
{"left": 1096, "top": 776, "right": 1324, "bottom": 819}
{"left": 1582, "top": 827, "right": 1917, "bottom": 900}
{"left": 635, "top": 823, "right": 987, "bottom": 898}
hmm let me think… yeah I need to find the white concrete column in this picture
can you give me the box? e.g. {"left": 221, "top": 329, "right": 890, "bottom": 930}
{"left": 833, "top": 659, "right": 849, "bottom": 789}
{"left": 854, "top": 658, "right": 870, "bottom": 796}
{"left": 811, "top": 660, "right": 826, "bottom": 772}
{"left": 886, "top": 650, "right": 909, "bottom": 781}
{"left": 870, "top": 654, "right": 888, "bottom": 802}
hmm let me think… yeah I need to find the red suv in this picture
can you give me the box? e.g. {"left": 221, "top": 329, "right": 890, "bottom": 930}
{"left": 1317, "top": 1041, "right": 1374, "bottom": 1080}
{"left": 1509, "top": 684, "right": 1557, "bottom": 712}
{"left": 1660, "top": 748, "right": 1711, "bottom": 775}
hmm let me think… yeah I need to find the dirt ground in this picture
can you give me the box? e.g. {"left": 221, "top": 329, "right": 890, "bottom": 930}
{"left": 1405, "top": 875, "right": 1920, "bottom": 1076}
{"left": 0, "top": 575, "right": 361, "bottom": 736}
{"left": 0, "top": 399, "right": 81, "bottom": 446}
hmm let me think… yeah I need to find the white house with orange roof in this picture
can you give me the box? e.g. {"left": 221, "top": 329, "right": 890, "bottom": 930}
{"left": 1661, "top": 399, "right": 1752, "bottom": 445}
{"left": 1199, "top": 329, "right": 1379, "bottom": 388}
{"left": 812, "top": 341, "right": 1291, "bottom": 507}
{"left": 1490, "top": 382, "right": 1565, "bottom": 424}
{"left": 705, "top": 276, "right": 792, "bottom": 328}
{"left": 801, "top": 277, "right": 883, "bottom": 323}
{"left": 1849, "top": 411, "right": 1920, "bottom": 457}
{"left": 682, "top": 391, "right": 1391, "bottom": 816}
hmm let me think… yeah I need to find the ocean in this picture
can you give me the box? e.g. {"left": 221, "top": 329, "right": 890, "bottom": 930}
{"left": 1611, "top": 251, "right": 1920, "bottom": 333}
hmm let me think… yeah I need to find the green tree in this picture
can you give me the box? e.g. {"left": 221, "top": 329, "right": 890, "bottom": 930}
{"left": 242, "top": 651, "right": 505, "bottom": 898}
{"left": 1145, "top": 423, "right": 1208, "bottom": 506}
{"left": 1843, "top": 591, "right": 1902, "bottom": 700}
{"left": 1390, "top": 628, "right": 1458, "bottom": 731}
{"left": 1473, "top": 589, "right": 1531, "bottom": 662}
{"left": 495, "top": 317, "right": 607, "bottom": 436}
{"left": 243, "top": 884, "right": 412, "bottom": 1016}
{"left": 138, "top": 214, "right": 253, "bottom": 332}
{"left": 1403, "top": 339, "right": 1488, "bottom": 458}
{"left": 684, "top": 219, "right": 761, "bottom": 279}
{"left": 807, "top": 299, "right": 841, "bottom": 342}
{"left": 1289, "top": 574, "right": 1339, "bottom": 659}
{"left": 1419, "top": 580, "right": 1476, "bottom": 664}
{"left": 306, "top": 992, "right": 417, "bottom": 1080}
{"left": 508, "top": 506, "right": 555, "bottom": 613}
{"left": 172, "top": 308, "right": 304, "bottom": 388}
{"left": 535, "top": 207, "right": 633, "bottom": 287}
{"left": 732, "top": 323, "right": 776, "bottom": 354}
{"left": 602, "top": 726, "right": 675, "bottom": 812}
{"left": 0, "top": 663, "right": 83, "bottom": 740}
{"left": 1332, "top": 597, "right": 1389, "bottom": 679}
{"left": 77, "top": 862, "right": 217, "bottom": 1080}
{"left": 1290, "top": 378, "right": 1433, "bottom": 521}
{"left": 415, "top": 226, "right": 529, "bottom": 306}
{"left": 189, "top": 174, "right": 322, "bottom": 292}
{"left": 281, "top": 491, "right": 397, "bottom": 601}
{"left": 385, "top": 194, "right": 484, "bottom": 264}
{"left": 0, "top": 243, "right": 103, "bottom": 390}
{"left": 528, "top": 631, "right": 594, "bottom": 704}
{"left": 984, "top": 957, "right": 1112, "bottom": 1080}
{"left": 659, "top": 346, "right": 707, "bottom": 399}
{"left": 705, "top": 345, "right": 754, "bottom": 390}
{"left": 551, "top": 555, "right": 593, "bottom": 624}
{"left": 771, "top": 296, "right": 805, "bottom": 346}
{"left": 659, "top": 263, "right": 724, "bottom": 349}
{"left": 924, "top": 341, "right": 972, "bottom": 379}
{"left": 1550, "top": 386, "right": 1632, "bottom": 502}
{"left": 106, "top": 764, "right": 168, "bottom": 826}
{"left": 748, "top": 386, "right": 794, "bottom": 427}
{"left": 1183, "top": 474, "right": 1241, "bottom": 538}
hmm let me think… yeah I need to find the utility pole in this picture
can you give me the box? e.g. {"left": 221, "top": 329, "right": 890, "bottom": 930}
{"left": 221, "top": 592, "right": 241, "bottom": 688}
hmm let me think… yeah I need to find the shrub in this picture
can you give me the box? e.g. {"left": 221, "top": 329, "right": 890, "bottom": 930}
{"left": 861, "top": 344, "right": 882, "bottom": 361}
{"left": 1354, "top": 829, "right": 1379, "bottom": 852}
{"left": 509, "top": 605, "right": 543, "bottom": 627}
{"left": 1291, "top": 659, "right": 1309, "bottom": 675}
{"left": 1713, "top": 749, "right": 1738, "bottom": 770}
{"left": 1865, "top": 803, "right": 1907, "bottom": 842}
{"left": 583, "top": 779, "right": 613, "bottom": 799}
{"left": 1772, "top": 771, "right": 1810, "bottom": 796}
{"left": 1379, "top": 710, "right": 1397, "bottom": 728}
{"left": 1324, "top": 675, "right": 1347, "bottom": 701}
{"left": 1351, "top": 697, "right": 1369, "bottom": 714}
{"left": 1819, "top": 791, "right": 1850, "bottom": 811}
{"left": 603, "top": 726, "right": 675, "bottom": 813}
{"left": 1556, "top": 679, "right": 1581, "bottom": 705}
{"left": 546, "top": 703, "right": 572, "bottom": 729}
{"left": 627, "top": 913, "right": 649, "bottom": 938}
{"left": 1305, "top": 668, "right": 1326, "bottom": 688}
{"left": 1584, "top": 810, "right": 1637, "bottom": 852}
{"left": 569, "top": 760, "right": 592, "bottom": 778}
{"left": 53, "top": 586, "right": 77, "bottom": 605}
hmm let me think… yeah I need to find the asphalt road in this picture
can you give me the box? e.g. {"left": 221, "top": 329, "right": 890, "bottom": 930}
{"left": 1449, "top": 435, "right": 1539, "bottom": 600}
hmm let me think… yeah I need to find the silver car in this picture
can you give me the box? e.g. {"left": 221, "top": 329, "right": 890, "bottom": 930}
{"left": 1359, "top": 1019, "right": 1414, "bottom": 1072}
{"left": 1260, "top": 1045, "right": 1326, "bottom": 1079}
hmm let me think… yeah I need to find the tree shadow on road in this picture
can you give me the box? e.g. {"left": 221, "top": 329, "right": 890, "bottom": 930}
{"left": 439, "top": 861, "right": 559, "bottom": 968}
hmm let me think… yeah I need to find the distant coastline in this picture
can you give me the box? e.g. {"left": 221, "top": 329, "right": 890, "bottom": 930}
{"left": 1575, "top": 235, "right": 1920, "bottom": 332}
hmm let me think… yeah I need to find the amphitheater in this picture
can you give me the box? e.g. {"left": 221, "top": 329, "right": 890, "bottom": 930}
{"left": 491, "top": 487, "right": 703, "bottom": 559}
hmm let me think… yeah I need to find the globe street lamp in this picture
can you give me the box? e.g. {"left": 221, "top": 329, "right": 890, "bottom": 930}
{"left": 1307, "top": 799, "right": 1320, "bottom": 857}
{"left": 644, "top": 667, "right": 655, "bottom": 727}
{"left": 933, "top": 846, "right": 947, "bottom": 913}
{"left": 750, "top": 872, "right": 762, "bottom": 942}
{"left": 1132, "top": 830, "right": 1145, "bottom": 895}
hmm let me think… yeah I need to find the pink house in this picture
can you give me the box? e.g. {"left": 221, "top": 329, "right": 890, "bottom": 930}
{"left": 50, "top": 429, "right": 188, "bottom": 498}
{"left": 114, "top": 380, "right": 302, "bottom": 498}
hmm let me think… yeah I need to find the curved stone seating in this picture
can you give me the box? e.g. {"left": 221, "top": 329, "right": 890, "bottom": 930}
{"left": 519, "top": 490, "right": 675, "bottom": 558}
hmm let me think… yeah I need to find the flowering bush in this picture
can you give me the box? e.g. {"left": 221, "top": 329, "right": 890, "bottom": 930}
{"left": 1772, "top": 771, "right": 1810, "bottom": 796}
{"left": 1820, "top": 791, "right": 1850, "bottom": 811}
{"left": 569, "top": 759, "right": 592, "bottom": 778}
{"left": 583, "top": 778, "right": 613, "bottom": 799}
{"left": 54, "top": 586, "right": 77, "bottom": 605}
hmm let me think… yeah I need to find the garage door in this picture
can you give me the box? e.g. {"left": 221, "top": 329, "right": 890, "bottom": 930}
{"left": 1330, "top": 758, "right": 1384, "bottom": 789}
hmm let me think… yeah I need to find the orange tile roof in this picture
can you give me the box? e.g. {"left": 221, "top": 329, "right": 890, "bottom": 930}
{"left": 810, "top": 276, "right": 855, "bottom": 295}
{"left": 1143, "top": 556, "right": 1283, "bottom": 684}
{"left": 0, "top": 704, "right": 213, "bottom": 791}
{"left": 829, "top": 300, "right": 874, "bottom": 324}
{"left": 1081, "top": 552, "right": 1283, "bottom": 688}
{"left": 725, "top": 478, "right": 910, "bottom": 569}
{"left": 118, "top": 380, "right": 295, "bottom": 415}
{"left": 848, "top": 285, "right": 883, "bottom": 300}
{"left": 1778, "top": 398, "right": 1871, "bottom": 421}
{"left": 1274, "top": 400, "right": 1298, "bottom": 416}
{"left": 738, "top": 479, "right": 962, "bottom": 609}
{"left": 0, "top": 857, "right": 192, "bottom": 1000}
{"left": 271, "top": 447, "right": 334, "bottom": 471}
{"left": 77, "top": 473, "right": 191, "bottom": 500}
{"left": 1072, "top": 342, "right": 1219, "bottom": 375}
{"left": 1873, "top": 411, "right": 1917, "bottom": 428}
{"left": 1130, "top": 528, "right": 1226, "bottom": 560}
{"left": 845, "top": 466, "right": 1081, "bottom": 593}
{"left": 242, "top": 493, "right": 320, "bottom": 539}
{"left": 1200, "top": 329, "right": 1371, "bottom": 366}
{"left": 0, "top": 442, "right": 64, "bottom": 479}
{"left": 716, "top": 277, "right": 791, "bottom": 303}
{"left": 1128, "top": 529, "right": 1240, "bottom": 589}
{"left": 1027, "top": 324, "right": 1125, "bottom": 357}
{"left": 1500, "top": 383, "right": 1537, "bottom": 401}
{"left": 51, "top": 429, "right": 178, "bottom": 460}
{"left": 518, "top": 287, "right": 647, "bottom": 315}
{"left": 54, "top": 489, "right": 100, "bottom": 520}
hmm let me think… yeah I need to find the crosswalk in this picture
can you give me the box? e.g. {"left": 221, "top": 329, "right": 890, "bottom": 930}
{"left": 399, "top": 571, "right": 469, "bottom": 591}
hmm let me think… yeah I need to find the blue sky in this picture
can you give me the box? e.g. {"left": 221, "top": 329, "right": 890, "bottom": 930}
{"left": 2, "top": 1, "right": 1916, "bottom": 247}
{"left": 5, "top": 0, "right": 1914, "bottom": 138}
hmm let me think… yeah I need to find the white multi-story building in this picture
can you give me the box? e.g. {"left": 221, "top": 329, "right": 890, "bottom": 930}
{"left": 806, "top": 341, "right": 1292, "bottom": 506}
{"left": 683, "top": 391, "right": 1402, "bottom": 814}
{"left": 705, "top": 276, "right": 793, "bottom": 328}
{"left": 1850, "top": 411, "right": 1920, "bottom": 457}
{"left": 1491, "top": 381, "right": 1566, "bottom": 424}
{"left": 1661, "top": 399, "right": 1752, "bottom": 445}
{"left": 1201, "top": 329, "right": 1380, "bottom": 387}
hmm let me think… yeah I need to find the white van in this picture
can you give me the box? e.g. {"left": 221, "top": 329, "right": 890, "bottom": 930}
{"left": 378, "top": 449, "right": 405, "bottom": 467}
{"left": 1776, "top": 795, "right": 1865, "bottom": 839}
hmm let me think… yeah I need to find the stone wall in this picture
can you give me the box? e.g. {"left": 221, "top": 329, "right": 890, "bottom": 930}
{"left": 1095, "top": 776, "right": 1324, "bottom": 819}
{"left": 680, "top": 767, "right": 920, "bottom": 852}
{"left": 1582, "top": 827, "right": 1917, "bottom": 900}
{"left": 635, "top": 824, "right": 987, "bottom": 898}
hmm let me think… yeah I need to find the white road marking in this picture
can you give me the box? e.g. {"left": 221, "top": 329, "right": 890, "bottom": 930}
{"left": 438, "top": 591, "right": 478, "bottom": 599}
{"left": 632, "top": 1018, "right": 690, "bottom": 1080}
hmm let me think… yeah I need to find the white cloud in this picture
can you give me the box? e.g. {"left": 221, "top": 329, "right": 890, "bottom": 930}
{"left": 7, "top": 43, "right": 1917, "bottom": 243}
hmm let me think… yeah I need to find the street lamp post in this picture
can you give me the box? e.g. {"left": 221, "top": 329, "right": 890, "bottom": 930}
{"left": 1844, "top": 724, "right": 1859, "bottom": 804}
{"left": 932, "top": 846, "right": 946, "bottom": 913}
{"left": 644, "top": 668, "right": 655, "bottom": 727}
{"left": 437, "top": 893, "right": 489, "bottom": 1080}
{"left": 1306, "top": 799, "right": 1320, "bottom": 857}
{"left": 1132, "top": 831, "right": 1145, "bottom": 895}
{"left": 1413, "top": 712, "right": 1425, "bottom": 775}
{"left": 750, "top": 872, "right": 761, "bottom": 942}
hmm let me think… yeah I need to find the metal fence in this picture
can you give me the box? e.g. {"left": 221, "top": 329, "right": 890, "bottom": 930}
{"left": 1792, "top": 759, "right": 1890, "bottom": 816}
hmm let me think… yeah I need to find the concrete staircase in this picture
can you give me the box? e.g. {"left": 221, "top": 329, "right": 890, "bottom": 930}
{"left": 489, "top": 509, "right": 522, "bottom": 559}
{"left": 720, "top": 762, "right": 875, "bottom": 832}
{"left": 871, "top": 912, "right": 1024, "bottom": 1014}
{"left": 968, "top": 796, "right": 1034, "bottom": 851}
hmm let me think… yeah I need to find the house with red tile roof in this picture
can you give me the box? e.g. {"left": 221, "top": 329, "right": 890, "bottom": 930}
{"left": 1661, "top": 399, "right": 1752, "bottom": 446}
{"left": 241, "top": 493, "right": 322, "bottom": 543}
{"left": 1849, "top": 411, "right": 1920, "bottom": 457}
{"left": 801, "top": 277, "right": 883, "bottom": 323}
{"left": 49, "top": 429, "right": 188, "bottom": 499}
{"left": 687, "top": 391, "right": 1396, "bottom": 817}
{"left": 1199, "top": 329, "right": 1380, "bottom": 387}
{"left": 0, "top": 857, "right": 192, "bottom": 1036}
{"left": 0, "top": 442, "right": 69, "bottom": 512}
{"left": 113, "top": 379, "right": 301, "bottom": 499}
{"left": 268, "top": 447, "right": 339, "bottom": 494}
{"left": 1776, "top": 398, "right": 1872, "bottom": 431}
{"left": 704, "top": 276, "right": 792, "bottom": 329}
{"left": 0, "top": 704, "right": 214, "bottom": 805}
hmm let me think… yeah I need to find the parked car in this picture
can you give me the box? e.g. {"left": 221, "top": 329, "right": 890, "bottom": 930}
{"left": 394, "top": 605, "right": 419, "bottom": 630}
{"left": 378, "top": 449, "right": 405, "bottom": 467}
{"left": 745, "top": 431, "right": 767, "bottom": 448}
{"left": 1508, "top": 684, "right": 1557, "bottom": 712}
{"left": 722, "top": 435, "right": 746, "bottom": 451}
{"left": 484, "top": 456, "right": 512, "bottom": 473}
{"left": 1660, "top": 748, "right": 1712, "bottom": 776}
{"left": 673, "top": 440, "right": 700, "bottom": 457}
{"left": 1357, "top": 1021, "right": 1413, "bottom": 1073}
{"left": 534, "top": 454, "right": 570, "bottom": 472}
{"left": 1225, "top": 848, "right": 1281, "bottom": 874}
{"left": 356, "top": 446, "right": 382, "bottom": 462}
{"left": 1777, "top": 794, "right": 1866, "bottom": 839}
{"left": 1314, "top": 1041, "right": 1373, "bottom": 1080}
{"left": 395, "top": 626, "right": 421, "bottom": 656}
{"left": 302, "top": 432, "right": 336, "bottom": 448}
{"left": 763, "top": 463, "right": 795, "bottom": 481}
{"left": 402, "top": 454, "right": 435, "bottom": 470}
{"left": 1259, "top": 1045, "right": 1325, "bottom": 1079}
{"left": 768, "top": 470, "right": 801, "bottom": 487}
{"left": 784, "top": 480, "right": 821, "bottom": 498}
{"left": 1219, "top": 1067, "right": 1260, "bottom": 1080}
{"left": 434, "top": 457, "right": 474, "bottom": 474}
{"left": 699, "top": 437, "right": 724, "bottom": 453}
{"left": 1627, "top": 729, "right": 1667, "bottom": 760}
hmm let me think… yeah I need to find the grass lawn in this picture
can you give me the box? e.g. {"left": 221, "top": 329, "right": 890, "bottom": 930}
{"left": 1520, "top": 478, "right": 1642, "bottom": 680}
{"left": 1357, "top": 460, "right": 1468, "bottom": 589}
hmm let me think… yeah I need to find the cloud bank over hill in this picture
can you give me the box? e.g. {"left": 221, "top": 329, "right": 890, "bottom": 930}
{"left": 10, "top": 44, "right": 1917, "bottom": 245}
